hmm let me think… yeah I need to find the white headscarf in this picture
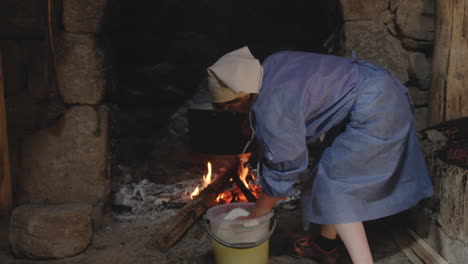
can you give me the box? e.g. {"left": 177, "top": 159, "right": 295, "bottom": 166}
{"left": 207, "top": 46, "right": 263, "bottom": 102}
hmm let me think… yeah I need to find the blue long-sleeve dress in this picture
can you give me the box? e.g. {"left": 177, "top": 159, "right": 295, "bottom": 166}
{"left": 252, "top": 51, "right": 433, "bottom": 224}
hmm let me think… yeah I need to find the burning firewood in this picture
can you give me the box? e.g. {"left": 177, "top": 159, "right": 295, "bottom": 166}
{"left": 146, "top": 163, "right": 239, "bottom": 252}
{"left": 232, "top": 175, "right": 257, "bottom": 202}
{"left": 146, "top": 152, "right": 262, "bottom": 251}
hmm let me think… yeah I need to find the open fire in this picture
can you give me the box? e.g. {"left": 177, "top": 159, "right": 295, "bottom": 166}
{"left": 148, "top": 153, "right": 298, "bottom": 251}
{"left": 190, "top": 153, "right": 262, "bottom": 203}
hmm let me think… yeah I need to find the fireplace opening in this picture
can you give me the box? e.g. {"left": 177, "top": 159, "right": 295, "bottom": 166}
{"left": 102, "top": 0, "right": 343, "bottom": 216}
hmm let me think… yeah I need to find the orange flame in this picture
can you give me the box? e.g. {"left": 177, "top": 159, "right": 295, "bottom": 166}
{"left": 239, "top": 159, "right": 250, "bottom": 189}
{"left": 190, "top": 155, "right": 262, "bottom": 203}
{"left": 190, "top": 186, "right": 200, "bottom": 199}
{"left": 203, "top": 162, "right": 212, "bottom": 188}
{"left": 190, "top": 162, "right": 212, "bottom": 199}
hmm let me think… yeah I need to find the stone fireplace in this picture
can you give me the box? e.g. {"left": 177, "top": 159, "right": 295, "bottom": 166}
{"left": 1, "top": 0, "right": 449, "bottom": 262}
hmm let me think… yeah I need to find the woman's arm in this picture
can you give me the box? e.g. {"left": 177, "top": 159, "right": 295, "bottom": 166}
{"left": 247, "top": 192, "right": 281, "bottom": 218}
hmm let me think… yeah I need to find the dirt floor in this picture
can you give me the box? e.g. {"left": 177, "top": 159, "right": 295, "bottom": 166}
{"left": 1, "top": 206, "right": 414, "bottom": 264}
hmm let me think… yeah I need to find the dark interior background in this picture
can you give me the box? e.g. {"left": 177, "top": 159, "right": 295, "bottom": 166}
{"left": 102, "top": 0, "right": 343, "bottom": 182}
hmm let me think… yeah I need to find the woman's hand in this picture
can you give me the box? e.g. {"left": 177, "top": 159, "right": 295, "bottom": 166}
{"left": 236, "top": 192, "right": 282, "bottom": 219}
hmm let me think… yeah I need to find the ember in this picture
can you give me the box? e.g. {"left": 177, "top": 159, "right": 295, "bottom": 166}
{"left": 190, "top": 154, "right": 262, "bottom": 204}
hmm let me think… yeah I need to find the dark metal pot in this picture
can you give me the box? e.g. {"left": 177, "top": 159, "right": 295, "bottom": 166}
{"left": 188, "top": 109, "right": 255, "bottom": 155}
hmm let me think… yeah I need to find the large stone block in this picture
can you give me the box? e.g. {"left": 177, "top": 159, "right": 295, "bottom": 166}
{"left": 56, "top": 33, "right": 106, "bottom": 104}
{"left": 344, "top": 20, "right": 409, "bottom": 83}
{"left": 400, "top": 38, "right": 434, "bottom": 53}
{"left": 414, "top": 107, "right": 428, "bottom": 131}
{"left": 9, "top": 203, "right": 92, "bottom": 259}
{"left": 408, "top": 86, "right": 429, "bottom": 107}
{"left": 340, "top": 0, "right": 388, "bottom": 21}
{"left": 389, "top": 0, "right": 402, "bottom": 12}
{"left": 407, "top": 52, "right": 432, "bottom": 90}
{"left": 63, "top": 0, "right": 108, "bottom": 33}
{"left": 417, "top": 130, "right": 468, "bottom": 264}
{"left": 18, "top": 105, "right": 109, "bottom": 206}
{"left": 420, "top": 132, "right": 468, "bottom": 242}
{"left": 435, "top": 160, "right": 468, "bottom": 242}
{"left": 396, "top": 0, "right": 435, "bottom": 41}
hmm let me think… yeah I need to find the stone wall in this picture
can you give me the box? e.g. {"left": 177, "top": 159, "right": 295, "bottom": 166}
{"left": 2, "top": 0, "right": 110, "bottom": 215}
{"left": 1, "top": 0, "right": 110, "bottom": 257}
{"left": 1, "top": 0, "right": 438, "bottom": 259}
{"left": 417, "top": 129, "right": 468, "bottom": 264}
{"left": 340, "top": 0, "right": 434, "bottom": 131}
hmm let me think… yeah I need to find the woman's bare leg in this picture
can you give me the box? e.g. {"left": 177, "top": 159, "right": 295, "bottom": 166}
{"left": 335, "top": 222, "right": 373, "bottom": 264}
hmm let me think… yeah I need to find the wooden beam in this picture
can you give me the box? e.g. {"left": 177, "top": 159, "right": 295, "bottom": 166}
{"left": 430, "top": 0, "right": 468, "bottom": 125}
{"left": 0, "top": 49, "right": 12, "bottom": 210}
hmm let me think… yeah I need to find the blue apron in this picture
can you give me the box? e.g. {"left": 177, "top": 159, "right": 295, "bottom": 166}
{"left": 252, "top": 51, "right": 433, "bottom": 224}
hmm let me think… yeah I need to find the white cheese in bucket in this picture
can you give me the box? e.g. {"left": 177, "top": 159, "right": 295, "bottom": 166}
{"left": 223, "top": 207, "right": 259, "bottom": 228}
{"left": 207, "top": 203, "right": 271, "bottom": 244}
{"left": 223, "top": 208, "right": 250, "bottom": 220}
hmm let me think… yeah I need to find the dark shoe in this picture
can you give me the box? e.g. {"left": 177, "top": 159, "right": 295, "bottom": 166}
{"left": 288, "top": 236, "right": 338, "bottom": 263}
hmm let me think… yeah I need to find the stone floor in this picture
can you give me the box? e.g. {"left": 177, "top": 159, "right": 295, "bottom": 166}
{"left": 0, "top": 207, "right": 414, "bottom": 264}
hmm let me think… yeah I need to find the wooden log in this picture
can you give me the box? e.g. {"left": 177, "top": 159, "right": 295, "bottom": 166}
{"left": 393, "top": 228, "right": 448, "bottom": 264}
{"left": 232, "top": 175, "right": 257, "bottom": 202}
{"left": 147, "top": 164, "right": 238, "bottom": 252}
{"left": 0, "top": 49, "right": 12, "bottom": 210}
{"left": 430, "top": 0, "right": 468, "bottom": 125}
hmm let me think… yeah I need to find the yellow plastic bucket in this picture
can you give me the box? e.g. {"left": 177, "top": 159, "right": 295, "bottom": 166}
{"left": 211, "top": 239, "right": 269, "bottom": 264}
{"left": 205, "top": 203, "right": 277, "bottom": 264}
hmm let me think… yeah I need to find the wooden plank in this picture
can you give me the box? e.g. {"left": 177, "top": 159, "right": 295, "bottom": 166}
{"left": 0, "top": 49, "right": 12, "bottom": 210}
{"left": 393, "top": 230, "right": 424, "bottom": 264}
{"left": 430, "top": 0, "right": 468, "bottom": 125}
{"left": 402, "top": 228, "right": 449, "bottom": 264}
